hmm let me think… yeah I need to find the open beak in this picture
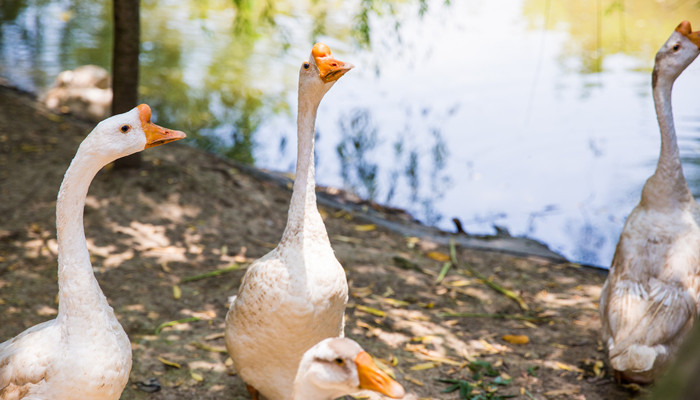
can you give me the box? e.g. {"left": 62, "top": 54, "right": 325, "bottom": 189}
{"left": 676, "top": 20, "right": 700, "bottom": 49}
{"left": 137, "top": 104, "right": 187, "bottom": 149}
{"left": 355, "top": 351, "right": 405, "bottom": 399}
{"left": 312, "top": 43, "right": 354, "bottom": 83}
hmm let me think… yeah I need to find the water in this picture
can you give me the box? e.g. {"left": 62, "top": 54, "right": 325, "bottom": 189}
{"left": 3, "top": 0, "right": 700, "bottom": 267}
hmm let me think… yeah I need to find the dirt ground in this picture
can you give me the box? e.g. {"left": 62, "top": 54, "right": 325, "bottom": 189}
{"left": 0, "top": 84, "right": 639, "bottom": 400}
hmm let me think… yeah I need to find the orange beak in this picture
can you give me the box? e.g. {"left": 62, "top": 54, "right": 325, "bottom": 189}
{"left": 312, "top": 43, "right": 354, "bottom": 83}
{"left": 675, "top": 20, "right": 700, "bottom": 49}
{"left": 355, "top": 351, "right": 405, "bottom": 399}
{"left": 137, "top": 104, "right": 187, "bottom": 149}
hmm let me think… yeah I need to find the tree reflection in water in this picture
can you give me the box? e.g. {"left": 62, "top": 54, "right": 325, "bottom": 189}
{"left": 336, "top": 107, "right": 450, "bottom": 225}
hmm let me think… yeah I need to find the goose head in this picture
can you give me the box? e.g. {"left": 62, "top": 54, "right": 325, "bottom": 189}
{"left": 293, "top": 337, "right": 405, "bottom": 400}
{"left": 81, "top": 104, "right": 186, "bottom": 163}
{"left": 298, "top": 43, "right": 354, "bottom": 100}
{"left": 653, "top": 21, "right": 700, "bottom": 88}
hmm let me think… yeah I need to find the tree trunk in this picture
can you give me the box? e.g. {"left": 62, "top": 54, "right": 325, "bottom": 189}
{"left": 112, "top": 0, "right": 141, "bottom": 169}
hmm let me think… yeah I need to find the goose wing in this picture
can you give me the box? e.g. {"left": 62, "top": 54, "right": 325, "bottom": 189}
{"left": 0, "top": 320, "right": 59, "bottom": 391}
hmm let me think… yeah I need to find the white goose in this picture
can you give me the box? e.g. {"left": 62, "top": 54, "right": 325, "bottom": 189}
{"left": 225, "top": 43, "right": 353, "bottom": 400}
{"left": 599, "top": 21, "right": 700, "bottom": 383}
{"left": 292, "top": 338, "right": 405, "bottom": 400}
{"left": 0, "top": 104, "right": 185, "bottom": 400}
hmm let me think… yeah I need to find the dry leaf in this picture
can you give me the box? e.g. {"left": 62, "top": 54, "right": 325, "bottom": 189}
{"left": 553, "top": 361, "right": 584, "bottom": 373}
{"left": 333, "top": 235, "right": 363, "bottom": 244}
{"left": 410, "top": 362, "right": 437, "bottom": 371}
{"left": 190, "top": 371, "right": 204, "bottom": 382}
{"left": 356, "top": 320, "right": 373, "bottom": 330}
{"left": 381, "top": 297, "right": 409, "bottom": 307}
{"left": 544, "top": 388, "right": 579, "bottom": 396}
{"left": 426, "top": 251, "right": 450, "bottom": 262}
{"left": 351, "top": 286, "right": 373, "bottom": 298}
{"left": 404, "top": 375, "right": 425, "bottom": 386}
{"left": 593, "top": 360, "right": 604, "bottom": 377}
{"left": 204, "top": 332, "right": 225, "bottom": 341}
{"left": 356, "top": 305, "right": 386, "bottom": 317}
{"left": 502, "top": 335, "right": 529, "bottom": 345}
{"left": 354, "top": 224, "right": 376, "bottom": 232}
{"left": 418, "top": 354, "right": 461, "bottom": 366}
{"left": 172, "top": 285, "right": 182, "bottom": 300}
{"left": 157, "top": 357, "right": 181, "bottom": 369}
{"left": 389, "top": 354, "right": 399, "bottom": 366}
{"left": 190, "top": 341, "right": 227, "bottom": 353}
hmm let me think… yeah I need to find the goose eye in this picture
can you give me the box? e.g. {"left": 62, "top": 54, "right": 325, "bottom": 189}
{"left": 334, "top": 358, "right": 344, "bottom": 365}
{"left": 120, "top": 124, "right": 131, "bottom": 133}
{"left": 303, "top": 62, "right": 310, "bottom": 70}
{"left": 673, "top": 43, "right": 681, "bottom": 51}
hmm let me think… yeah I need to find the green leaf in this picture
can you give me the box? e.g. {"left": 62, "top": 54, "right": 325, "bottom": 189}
{"left": 527, "top": 365, "right": 539, "bottom": 377}
{"left": 493, "top": 376, "right": 512, "bottom": 386}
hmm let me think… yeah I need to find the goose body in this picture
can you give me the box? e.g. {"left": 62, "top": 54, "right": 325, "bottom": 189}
{"left": 0, "top": 105, "right": 185, "bottom": 399}
{"left": 291, "top": 338, "right": 405, "bottom": 400}
{"left": 599, "top": 21, "right": 700, "bottom": 383}
{"left": 225, "top": 43, "right": 353, "bottom": 400}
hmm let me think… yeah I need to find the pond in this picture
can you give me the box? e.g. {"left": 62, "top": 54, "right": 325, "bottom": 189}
{"left": 3, "top": 0, "right": 700, "bottom": 268}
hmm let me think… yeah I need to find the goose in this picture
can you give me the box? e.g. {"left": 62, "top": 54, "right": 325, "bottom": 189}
{"left": 291, "top": 337, "right": 405, "bottom": 400}
{"left": 0, "top": 104, "right": 186, "bottom": 400}
{"left": 225, "top": 43, "right": 353, "bottom": 400}
{"left": 599, "top": 21, "right": 700, "bottom": 383}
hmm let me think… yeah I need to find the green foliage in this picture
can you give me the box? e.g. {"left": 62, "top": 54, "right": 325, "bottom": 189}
{"left": 439, "top": 360, "right": 517, "bottom": 400}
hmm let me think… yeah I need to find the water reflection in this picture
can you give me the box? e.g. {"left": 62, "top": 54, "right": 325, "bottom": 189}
{"left": 4, "top": 0, "right": 700, "bottom": 267}
{"left": 337, "top": 108, "right": 379, "bottom": 200}
{"left": 335, "top": 107, "right": 450, "bottom": 225}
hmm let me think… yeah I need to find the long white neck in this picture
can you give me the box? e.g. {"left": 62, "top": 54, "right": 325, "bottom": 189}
{"left": 55, "top": 145, "right": 111, "bottom": 320}
{"left": 641, "top": 70, "right": 694, "bottom": 208}
{"left": 280, "top": 89, "right": 330, "bottom": 244}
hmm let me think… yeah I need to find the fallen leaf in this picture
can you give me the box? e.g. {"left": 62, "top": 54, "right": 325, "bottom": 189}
{"left": 404, "top": 375, "right": 424, "bottom": 386}
{"left": 502, "top": 335, "right": 529, "bottom": 345}
{"left": 426, "top": 251, "right": 450, "bottom": 262}
{"left": 190, "top": 371, "right": 204, "bottom": 382}
{"left": 551, "top": 361, "right": 584, "bottom": 373}
{"left": 544, "top": 388, "right": 579, "bottom": 396}
{"left": 190, "top": 341, "right": 227, "bottom": 353}
{"left": 356, "top": 320, "right": 373, "bottom": 330}
{"left": 204, "top": 332, "right": 225, "bottom": 341}
{"left": 354, "top": 224, "right": 376, "bottom": 232}
{"left": 381, "top": 297, "right": 409, "bottom": 307}
{"left": 160, "top": 262, "right": 172, "bottom": 273}
{"left": 157, "top": 357, "right": 181, "bottom": 369}
{"left": 593, "top": 360, "right": 605, "bottom": 377}
{"left": 172, "top": 285, "right": 181, "bottom": 300}
{"left": 351, "top": 286, "right": 373, "bottom": 298}
{"left": 446, "top": 279, "right": 472, "bottom": 287}
{"left": 435, "top": 262, "right": 452, "bottom": 284}
{"left": 333, "top": 235, "right": 363, "bottom": 244}
{"left": 410, "top": 362, "right": 437, "bottom": 371}
{"left": 418, "top": 354, "right": 461, "bottom": 366}
{"left": 356, "top": 305, "right": 386, "bottom": 317}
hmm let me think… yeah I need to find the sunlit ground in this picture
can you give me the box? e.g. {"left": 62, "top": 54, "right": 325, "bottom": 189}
{"left": 0, "top": 87, "right": 632, "bottom": 399}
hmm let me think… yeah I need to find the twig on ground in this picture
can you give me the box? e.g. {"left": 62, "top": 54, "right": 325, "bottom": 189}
{"left": 449, "top": 239, "right": 529, "bottom": 311}
{"left": 181, "top": 264, "right": 243, "bottom": 283}
{"left": 438, "top": 312, "right": 544, "bottom": 322}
